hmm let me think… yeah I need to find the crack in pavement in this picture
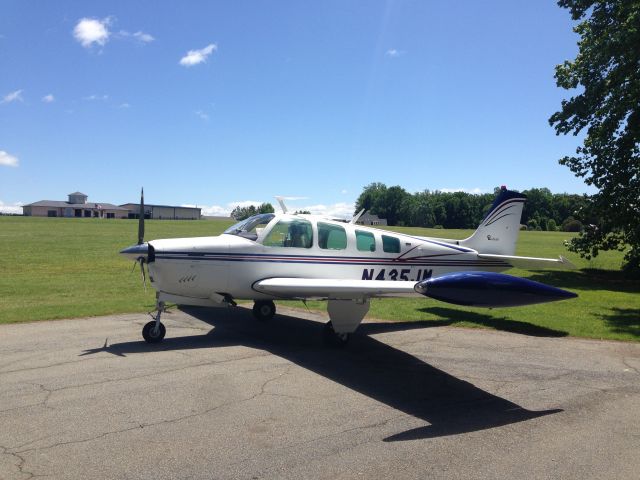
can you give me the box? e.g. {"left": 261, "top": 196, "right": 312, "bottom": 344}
{"left": 7, "top": 366, "right": 293, "bottom": 458}
{"left": 3, "top": 349, "right": 273, "bottom": 407}
{"left": 0, "top": 356, "right": 105, "bottom": 376}
{"left": 0, "top": 445, "right": 37, "bottom": 480}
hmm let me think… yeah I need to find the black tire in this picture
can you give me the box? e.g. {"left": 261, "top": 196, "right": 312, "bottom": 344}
{"left": 142, "top": 320, "right": 166, "bottom": 343}
{"left": 252, "top": 300, "right": 276, "bottom": 321}
{"left": 322, "top": 321, "right": 350, "bottom": 347}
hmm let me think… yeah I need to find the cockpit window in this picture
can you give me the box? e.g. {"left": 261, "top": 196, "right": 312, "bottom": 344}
{"left": 262, "top": 218, "right": 313, "bottom": 248}
{"left": 223, "top": 213, "right": 275, "bottom": 241}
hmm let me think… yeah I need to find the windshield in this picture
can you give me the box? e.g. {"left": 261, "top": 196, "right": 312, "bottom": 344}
{"left": 223, "top": 213, "right": 275, "bottom": 241}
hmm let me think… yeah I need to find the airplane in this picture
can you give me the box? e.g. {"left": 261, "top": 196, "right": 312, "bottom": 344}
{"left": 121, "top": 186, "right": 577, "bottom": 346}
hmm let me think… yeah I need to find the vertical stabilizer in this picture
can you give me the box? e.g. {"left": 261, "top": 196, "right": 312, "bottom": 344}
{"left": 460, "top": 187, "right": 527, "bottom": 255}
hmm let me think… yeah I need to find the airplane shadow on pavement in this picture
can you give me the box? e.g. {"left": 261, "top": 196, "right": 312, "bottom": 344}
{"left": 82, "top": 306, "right": 561, "bottom": 442}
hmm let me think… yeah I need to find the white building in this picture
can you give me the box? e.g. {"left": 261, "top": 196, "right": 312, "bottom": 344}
{"left": 22, "top": 192, "right": 129, "bottom": 218}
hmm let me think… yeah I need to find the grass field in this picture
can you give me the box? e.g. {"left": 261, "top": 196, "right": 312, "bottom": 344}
{"left": 1, "top": 216, "right": 638, "bottom": 341}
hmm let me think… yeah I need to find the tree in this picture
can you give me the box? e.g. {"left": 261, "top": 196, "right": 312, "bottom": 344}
{"left": 549, "top": 0, "right": 640, "bottom": 272}
{"left": 355, "top": 183, "right": 387, "bottom": 214}
{"left": 257, "top": 202, "right": 275, "bottom": 214}
{"left": 230, "top": 202, "right": 274, "bottom": 220}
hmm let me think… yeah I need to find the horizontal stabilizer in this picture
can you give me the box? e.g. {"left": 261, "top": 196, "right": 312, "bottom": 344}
{"left": 477, "top": 254, "right": 576, "bottom": 270}
{"left": 414, "top": 271, "right": 577, "bottom": 308}
{"left": 253, "top": 278, "right": 416, "bottom": 299}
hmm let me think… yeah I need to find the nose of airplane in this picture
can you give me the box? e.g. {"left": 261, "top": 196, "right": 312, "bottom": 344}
{"left": 120, "top": 243, "right": 149, "bottom": 261}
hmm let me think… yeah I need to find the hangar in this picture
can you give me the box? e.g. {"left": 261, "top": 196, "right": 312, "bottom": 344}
{"left": 120, "top": 202, "right": 201, "bottom": 220}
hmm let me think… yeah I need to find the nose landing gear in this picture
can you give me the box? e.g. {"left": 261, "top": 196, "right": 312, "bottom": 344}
{"left": 142, "top": 301, "right": 166, "bottom": 343}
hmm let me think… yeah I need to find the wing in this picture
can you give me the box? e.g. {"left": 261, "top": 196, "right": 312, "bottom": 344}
{"left": 253, "top": 278, "right": 417, "bottom": 299}
{"left": 477, "top": 253, "right": 576, "bottom": 270}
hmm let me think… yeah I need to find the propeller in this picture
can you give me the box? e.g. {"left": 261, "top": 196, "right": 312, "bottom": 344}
{"left": 138, "top": 187, "right": 145, "bottom": 245}
{"left": 134, "top": 188, "right": 147, "bottom": 291}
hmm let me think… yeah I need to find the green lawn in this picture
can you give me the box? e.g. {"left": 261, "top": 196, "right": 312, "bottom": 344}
{"left": 0, "top": 217, "right": 638, "bottom": 341}
{"left": 0, "top": 216, "right": 234, "bottom": 323}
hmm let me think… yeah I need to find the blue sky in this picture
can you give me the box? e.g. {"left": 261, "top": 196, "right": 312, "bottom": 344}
{"left": 1, "top": 1, "right": 588, "bottom": 216}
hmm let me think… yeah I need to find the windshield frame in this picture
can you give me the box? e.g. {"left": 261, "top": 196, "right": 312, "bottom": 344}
{"left": 223, "top": 213, "right": 276, "bottom": 241}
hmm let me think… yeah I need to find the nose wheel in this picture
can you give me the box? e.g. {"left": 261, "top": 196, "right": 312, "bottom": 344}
{"left": 252, "top": 300, "right": 276, "bottom": 321}
{"left": 142, "top": 320, "right": 166, "bottom": 343}
{"left": 142, "top": 301, "right": 166, "bottom": 343}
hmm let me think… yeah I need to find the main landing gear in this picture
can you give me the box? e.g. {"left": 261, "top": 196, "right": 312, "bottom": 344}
{"left": 252, "top": 300, "right": 276, "bottom": 321}
{"left": 142, "top": 301, "right": 166, "bottom": 343}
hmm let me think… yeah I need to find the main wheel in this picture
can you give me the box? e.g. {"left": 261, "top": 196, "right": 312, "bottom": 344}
{"left": 142, "top": 320, "right": 166, "bottom": 343}
{"left": 323, "top": 321, "right": 350, "bottom": 347}
{"left": 252, "top": 300, "right": 276, "bottom": 321}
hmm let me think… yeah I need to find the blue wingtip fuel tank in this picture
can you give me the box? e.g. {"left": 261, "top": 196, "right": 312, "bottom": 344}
{"left": 414, "top": 271, "right": 577, "bottom": 308}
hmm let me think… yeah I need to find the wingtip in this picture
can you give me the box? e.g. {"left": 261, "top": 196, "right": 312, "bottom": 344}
{"left": 559, "top": 255, "right": 577, "bottom": 270}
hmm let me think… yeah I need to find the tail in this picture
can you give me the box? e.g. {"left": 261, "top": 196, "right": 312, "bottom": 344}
{"left": 460, "top": 187, "right": 527, "bottom": 255}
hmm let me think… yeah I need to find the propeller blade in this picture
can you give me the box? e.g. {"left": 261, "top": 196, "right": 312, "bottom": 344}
{"left": 139, "top": 258, "right": 147, "bottom": 293}
{"left": 137, "top": 187, "right": 145, "bottom": 245}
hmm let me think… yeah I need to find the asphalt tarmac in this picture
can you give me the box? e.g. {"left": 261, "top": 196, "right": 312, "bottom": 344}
{"left": 1, "top": 305, "right": 639, "bottom": 479}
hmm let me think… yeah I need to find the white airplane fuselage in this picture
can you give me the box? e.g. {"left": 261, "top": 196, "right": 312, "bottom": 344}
{"left": 143, "top": 216, "right": 509, "bottom": 304}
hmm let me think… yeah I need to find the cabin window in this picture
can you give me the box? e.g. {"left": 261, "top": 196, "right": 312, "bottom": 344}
{"left": 318, "top": 222, "right": 347, "bottom": 250}
{"left": 382, "top": 235, "right": 400, "bottom": 253}
{"left": 263, "top": 218, "right": 313, "bottom": 248}
{"left": 356, "top": 230, "right": 376, "bottom": 252}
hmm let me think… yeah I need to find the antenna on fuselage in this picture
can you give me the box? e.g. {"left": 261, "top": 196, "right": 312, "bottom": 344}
{"left": 275, "top": 196, "right": 288, "bottom": 214}
{"left": 350, "top": 208, "right": 366, "bottom": 224}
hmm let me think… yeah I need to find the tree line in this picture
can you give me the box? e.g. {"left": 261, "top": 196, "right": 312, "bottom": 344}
{"left": 230, "top": 202, "right": 274, "bottom": 220}
{"left": 355, "top": 183, "right": 589, "bottom": 232}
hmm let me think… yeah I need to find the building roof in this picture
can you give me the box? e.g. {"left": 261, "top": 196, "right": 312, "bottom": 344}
{"left": 359, "top": 212, "right": 383, "bottom": 221}
{"left": 120, "top": 203, "right": 201, "bottom": 211}
{"left": 68, "top": 192, "right": 88, "bottom": 196}
{"left": 23, "top": 200, "right": 128, "bottom": 211}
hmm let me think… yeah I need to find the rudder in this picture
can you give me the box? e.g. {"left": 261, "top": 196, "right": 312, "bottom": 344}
{"left": 460, "top": 187, "right": 527, "bottom": 255}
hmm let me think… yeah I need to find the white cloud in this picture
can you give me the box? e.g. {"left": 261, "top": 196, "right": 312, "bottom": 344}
{"left": 42, "top": 94, "right": 55, "bottom": 103}
{"left": 118, "top": 102, "right": 130, "bottom": 109}
{"left": 228, "top": 200, "right": 265, "bottom": 210}
{"left": 385, "top": 48, "right": 404, "bottom": 58}
{"left": 179, "top": 43, "right": 217, "bottom": 67}
{"left": 340, "top": 189, "right": 348, "bottom": 195}
{"left": 133, "top": 31, "right": 154, "bottom": 43}
{"left": 184, "top": 200, "right": 355, "bottom": 219}
{"left": 183, "top": 200, "right": 267, "bottom": 217}
{"left": 278, "top": 196, "right": 308, "bottom": 201}
{"left": 84, "top": 94, "right": 109, "bottom": 101}
{"left": 198, "top": 205, "right": 230, "bottom": 217}
{"left": 1, "top": 89, "right": 23, "bottom": 103}
{"left": 0, "top": 150, "right": 19, "bottom": 167}
{"left": 73, "top": 17, "right": 111, "bottom": 48}
{"left": 195, "top": 110, "right": 209, "bottom": 121}
{"left": 118, "top": 30, "right": 155, "bottom": 43}
{"left": 297, "top": 202, "right": 355, "bottom": 218}
{"left": 0, "top": 200, "right": 23, "bottom": 214}
{"left": 438, "top": 187, "right": 488, "bottom": 194}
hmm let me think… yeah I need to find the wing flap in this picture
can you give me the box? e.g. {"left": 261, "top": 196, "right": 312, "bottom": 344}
{"left": 477, "top": 254, "right": 576, "bottom": 270}
{"left": 253, "top": 278, "right": 417, "bottom": 299}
